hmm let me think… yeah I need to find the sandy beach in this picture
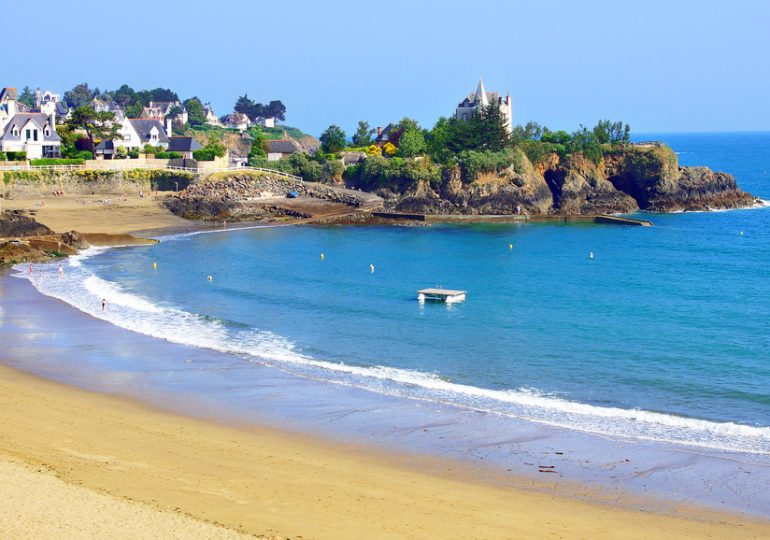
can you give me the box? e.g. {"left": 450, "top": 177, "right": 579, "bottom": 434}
{"left": 2, "top": 197, "right": 770, "bottom": 538}
{"left": 0, "top": 364, "right": 768, "bottom": 539}
{"left": 1, "top": 193, "right": 192, "bottom": 235}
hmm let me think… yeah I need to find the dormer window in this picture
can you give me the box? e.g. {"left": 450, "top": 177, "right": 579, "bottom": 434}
{"left": 12, "top": 127, "right": 18, "bottom": 137}
{"left": 44, "top": 128, "right": 50, "bottom": 137}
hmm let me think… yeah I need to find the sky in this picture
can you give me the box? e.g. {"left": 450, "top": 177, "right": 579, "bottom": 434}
{"left": 5, "top": 0, "right": 770, "bottom": 136}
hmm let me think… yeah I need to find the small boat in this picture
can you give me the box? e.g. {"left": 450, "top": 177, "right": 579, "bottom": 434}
{"left": 287, "top": 191, "right": 299, "bottom": 198}
{"left": 417, "top": 288, "right": 467, "bottom": 303}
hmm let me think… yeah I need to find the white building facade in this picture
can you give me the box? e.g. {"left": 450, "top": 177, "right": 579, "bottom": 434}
{"left": 455, "top": 79, "right": 513, "bottom": 133}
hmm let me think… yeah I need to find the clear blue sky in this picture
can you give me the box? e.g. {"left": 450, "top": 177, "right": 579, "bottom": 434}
{"left": 6, "top": 0, "right": 770, "bottom": 136}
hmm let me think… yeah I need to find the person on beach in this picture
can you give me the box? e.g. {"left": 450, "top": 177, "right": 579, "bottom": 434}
{"left": 28, "top": 263, "right": 33, "bottom": 274}
{"left": 58, "top": 264, "right": 63, "bottom": 275}
{"left": 101, "top": 298, "right": 107, "bottom": 312}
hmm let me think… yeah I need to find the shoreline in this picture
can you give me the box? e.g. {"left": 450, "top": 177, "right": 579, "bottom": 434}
{"left": 0, "top": 363, "right": 768, "bottom": 539}
{"left": 4, "top": 266, "right": 770, "bottom": 521}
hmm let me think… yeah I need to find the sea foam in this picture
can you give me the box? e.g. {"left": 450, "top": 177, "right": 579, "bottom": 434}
{"left": 15, "top": 249, "right": 770, "bottom": 456}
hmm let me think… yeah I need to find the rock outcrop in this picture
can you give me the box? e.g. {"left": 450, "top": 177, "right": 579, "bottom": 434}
{"left": 164, "top": 172, "right": 382, "bottom": 221}
{"left": 353, "top": 145, "right": 758, "bottom": 215}
{"left": 0, "top": 210, "right": 54, "bottom": 237}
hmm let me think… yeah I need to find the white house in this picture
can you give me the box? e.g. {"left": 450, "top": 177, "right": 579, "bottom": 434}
{"left": 0, "top": 87, "right": 18, "bottom": 133}
{"left": 203, "top": 103, "right": 222, "bottom": 127}
{"left": 455, "top": 79, "right": 513, "bottom": 133}
{"left": 223, "top": 113, "right": 250, "bottom": 131}
{"left": 0, "top": 111, "right": 61, "bottom": 159}
{"left": 254, "top": 116, "right": 275, "bottom": 128}
{"left": 114, "top": 118, "right": 171, "bottom": 150}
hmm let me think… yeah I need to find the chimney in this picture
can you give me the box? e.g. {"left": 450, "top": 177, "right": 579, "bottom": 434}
{"left": 377, "top": 126, "right": 383, "bottom": 137}
{"left": 166, "top": 117, "right": 173, "bottom": 137}
{"left": 49, "top": 111, "right": 56, "bottom": 130}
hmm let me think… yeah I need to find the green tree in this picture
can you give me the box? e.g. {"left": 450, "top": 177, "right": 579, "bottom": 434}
{"left": 63, "top": 83, "right": 94, "bottom": 109}
{"left": 266, "top": 100, "right": 286, "bottom": 121}
{"left": 248, "top": 127, "right": 267, "bottom": 160}
{"left": 184, "top": 97, "right": 206, "bottom": 126}
{"left": 18, "top": 86, "right": 36, "bottom": 108}
{"left": 65, "top": 106, "right": 121, "bottom": 158}
{"left": 351, "top": 120, "right": 375, "bottom": 147}
{"left": 426, "top": 117, "right": 453, "bottom": 162}
{"left": 397, "top": 126, "right": 426, "bottom": 157}
{"left": 477, "top": 102, "right": 510, "bottom": 152}
{"left": 111, "top": 84, "right": 136, "bottom": 108}
{"left": 319, "top": 125, "right": 346, "bottom": 154}
{"left": 511, "top": 121, "right": 544, "bottom": 143}
{"left": 541, "top": 129, "right": 572, "bottom": 145}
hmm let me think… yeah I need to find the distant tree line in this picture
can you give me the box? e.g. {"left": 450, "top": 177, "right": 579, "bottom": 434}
{"left": 233, "top": 94, "right": 286, "bottom": 122}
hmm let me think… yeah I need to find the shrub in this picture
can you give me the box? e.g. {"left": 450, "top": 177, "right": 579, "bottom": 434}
{"left": 0, "top": 152, "right": 6, "bottom": 161}
{"left": 365, "top": 145, "right": 381, "bottom": 157}
{"left": 192, "top": 148, "right": 217, "bottom": 161}
{"left": 6, "top": 151, "right": 27, "bottom": 161}
{"left": 155, "top": 151, "right": 183, "bottom": 159}
{"left": 383, "top": 142, "right": 397, "bottom": 156}
{"left": 128, "top": 148, "right": 139, "bottom": 159}
{"left": 30, "top": 158, "right": 86, "bottom": 166}
{"left": 456, "top": 150, "right": 517, "bottom": 182}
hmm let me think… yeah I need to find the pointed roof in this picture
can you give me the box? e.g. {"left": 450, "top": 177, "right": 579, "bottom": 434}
{"left": 474, "top": 79, "right": 489, "bottom": 107}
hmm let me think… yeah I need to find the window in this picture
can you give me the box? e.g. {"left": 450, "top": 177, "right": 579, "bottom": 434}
{"left": 25, "top": 129, "right": 31, "bottom": 140}
{"left": 33, "top": 129, "right": 38, "bottom": 141}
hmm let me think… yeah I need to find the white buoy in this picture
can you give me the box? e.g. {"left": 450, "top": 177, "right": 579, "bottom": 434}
{"left": 320, "top": 253, "right": 325, "bottom": 260}
{"left": 740, "top": 230, "right": 744, "bottom": 237}
{"left": 207, "top": 275, "right": 213, "bottom": 282}
{"left": 589, "top": 251, "right": 594, "bottom": 260}
{"left": 370, "top": 263, "right": 375, "bottom": 273}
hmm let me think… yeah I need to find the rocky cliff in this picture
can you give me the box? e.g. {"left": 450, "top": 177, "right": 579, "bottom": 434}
{"left": 353, "top": 146, "right": 757, "bottom": 215}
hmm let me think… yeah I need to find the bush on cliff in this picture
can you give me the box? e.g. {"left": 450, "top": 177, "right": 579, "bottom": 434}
{"left": 345, "top": 156, "right": 441, "bottom": 189}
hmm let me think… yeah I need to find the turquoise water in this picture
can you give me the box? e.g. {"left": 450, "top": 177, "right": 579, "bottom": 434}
{"left": 21, "top": 133, "right": 770, "bottom": 455}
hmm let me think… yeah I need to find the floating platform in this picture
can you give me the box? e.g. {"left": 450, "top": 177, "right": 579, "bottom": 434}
{"left": 418, "top": 288, "right": 467, "bottom": 303}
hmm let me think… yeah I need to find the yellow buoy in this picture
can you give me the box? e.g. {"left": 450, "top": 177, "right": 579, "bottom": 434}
{"left": 320, "top": 253, "right": 325, "bottom": 260}
{"left": 508, "top": 243, "right": 513, "bottom": 250}
{"left": 152, "top": 261, "right": 157, "bottom": 270}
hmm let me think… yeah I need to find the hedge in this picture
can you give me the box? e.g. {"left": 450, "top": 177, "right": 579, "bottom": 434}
{"left": 30, "top": 158, "right": 86, "bottom": 166}
{"left": 155, "top": 151, "right": 184, "bottom": 159}
{"left": 5, "top": 151, "right": 26, "bottom": 160}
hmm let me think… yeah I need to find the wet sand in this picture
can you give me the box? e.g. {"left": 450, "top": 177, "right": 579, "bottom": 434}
{"left": 0, "top": 364, "right": 768, "bottom": 539}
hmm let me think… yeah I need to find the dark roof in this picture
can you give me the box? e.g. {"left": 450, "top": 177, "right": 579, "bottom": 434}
{"left": 95, "top": 140, "right": 115, "bottom": 151}
{"left": 375, "top": 123, "right": 395, "bottom": 143}
{"left": 55, "top": 102, "right": 69, "bottom": 115}
{"left": 0, "top": 113, "right": 61, "bottom": 142}
{"left": 128, "top": 119, "right": 169, "bottom": 143}
{"left": 267, "top": 139, "right": 301, "bottom": 154}
{"left": 167, "top": 136, "right": 201, "bottom": 153}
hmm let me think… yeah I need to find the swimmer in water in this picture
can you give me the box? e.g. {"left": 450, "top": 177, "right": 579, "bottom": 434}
{"left": 101, "top": 298, "right": 107, "bottom": 312}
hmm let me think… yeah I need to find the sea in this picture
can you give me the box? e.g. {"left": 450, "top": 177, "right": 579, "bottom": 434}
{"left": 5, "top": 132, "right": 770, "bottom": 514}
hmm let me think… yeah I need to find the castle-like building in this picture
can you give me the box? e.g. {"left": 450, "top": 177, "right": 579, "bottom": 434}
{"left": 455, "top": 79, "right": 512, "bottom": 133}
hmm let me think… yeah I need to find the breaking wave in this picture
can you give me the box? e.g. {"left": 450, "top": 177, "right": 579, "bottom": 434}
{"left": 15, "top": 247, "right": 770, "bottom": 456}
